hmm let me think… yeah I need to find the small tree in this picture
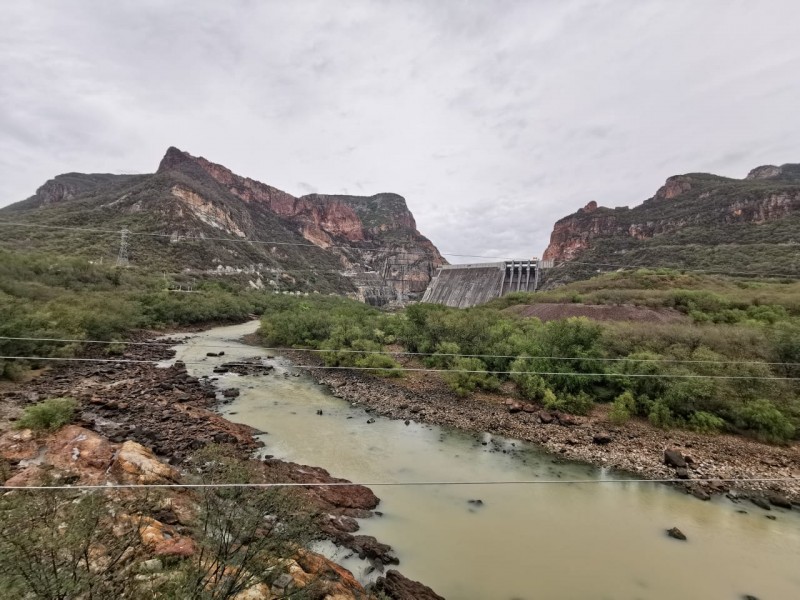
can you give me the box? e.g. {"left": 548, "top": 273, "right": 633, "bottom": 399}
{"left": 171, "top": 445, "right": 320, "bottom": 599}
{"left": 0, "top": 489, "right": 146, "bottom": 599}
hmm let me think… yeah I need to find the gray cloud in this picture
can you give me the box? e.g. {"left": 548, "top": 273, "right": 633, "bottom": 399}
{"left": 1, "top": 0, "right": 799, "bottom": 261}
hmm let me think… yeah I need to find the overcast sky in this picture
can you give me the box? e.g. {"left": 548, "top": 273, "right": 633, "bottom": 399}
{"left": 2, "top": 1, "right": 799, "bottom": 260}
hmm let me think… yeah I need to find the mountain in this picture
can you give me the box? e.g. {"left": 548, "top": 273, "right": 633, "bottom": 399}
{"left": 541, "top": 163, "right": 800, "bottom": 285}
{"left": 0, "top": 147, "right": 445, "bottom": 305}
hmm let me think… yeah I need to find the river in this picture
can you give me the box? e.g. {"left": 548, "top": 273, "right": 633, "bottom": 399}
{"left": 171, "top": 321, "right": 800, "bottom": 600}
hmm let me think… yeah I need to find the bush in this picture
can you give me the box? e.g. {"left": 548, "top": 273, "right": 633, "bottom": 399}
{"left": 544, "top": 391, "right": 594, "bottom": 415}
{"left": 609, "top": 391, "right": 636, "bottom": 424}
{"left": 734, "top": 400, "right": 795, "bottom": 444}
{"left": 354, "top": 353, "right": 403, "bottom": 377}
{"left": 688, "top": 411, "right": 726, "bottom": 434}
{"left": 509, "top": 358, "right": 556, "bottom": 403}
{"left": 444, "top": 358, "right": 499, "bottom": 397}
{"left": 15, "top": 398, "right": 77, "bottom": 432}
{"left": 648, "top": 400, "right": 675, "bottom": 429}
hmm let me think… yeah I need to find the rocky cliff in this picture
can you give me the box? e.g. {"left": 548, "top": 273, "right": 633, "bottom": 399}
{"left": 0, "top": 147, "right": 445, "bottom": 305}
{"left": 542, "top": 163, "right": 800, "bottom": 284}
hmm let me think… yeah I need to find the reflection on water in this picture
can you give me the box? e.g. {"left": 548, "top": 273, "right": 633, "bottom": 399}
{"left": 173, "top": 321, "right": 800, "bottom": 600}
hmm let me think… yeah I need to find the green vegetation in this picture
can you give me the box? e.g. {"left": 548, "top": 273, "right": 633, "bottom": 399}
{"left": 0, "top": 248, "right": 292, "bottom": 379}
{"left": 257, "top": 270, "right": 800, "bottom": 444}
{"left": 0, "top": 445, "right": 321, "bottom": 599}
{"left": 15, "top": 398, "right": 77, "bottom": 432}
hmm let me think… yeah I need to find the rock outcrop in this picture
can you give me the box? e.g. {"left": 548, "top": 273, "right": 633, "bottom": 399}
{"left": 541, "top": 162, "right": 800, "bottom": 282}
{"left": 2, "top": 147, "right": 445, "bottom": 305}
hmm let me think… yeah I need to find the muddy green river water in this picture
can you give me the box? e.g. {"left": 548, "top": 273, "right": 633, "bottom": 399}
{"left": 171, "top": 321, "right": 800, "bottom": 600}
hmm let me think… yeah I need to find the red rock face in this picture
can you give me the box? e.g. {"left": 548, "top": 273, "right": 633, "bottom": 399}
{"left": 655, "top": 176, "right": 692, "bottom": 201}
{"left": 159, "top": 148, "right": 376, "bottom": 245}
{"left": 542, "top": 169, "right": 800, "bottom": 264}
{"left": 543, "top": 210, "right": 618, "bottom": 262}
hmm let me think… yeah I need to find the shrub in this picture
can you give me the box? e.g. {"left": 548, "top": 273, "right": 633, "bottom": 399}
{"left": 688, "top": 411, "right": 726, "bottom": 434}
{"left": 609, "top": 391, "right": 636, "bottom": 424}
{"left": 544, "top": 391, "right": 594, "bottom": 415}
{"left": 734, "top": 400, "right": 795, "bottom": 444}
{"left": 648, "top": 400, "right": 675, "bottom": 429}
{"left": 426, "top": 341, "right": 461, "bottom": 369}
{"left": 444, "top": 358, "right": 499, "bottom": 397}
{"left": 15, "top": 398, "right": 77, "bottom": 432}
{"left": 354, "top": 353, "right": 403, "bottom": 377}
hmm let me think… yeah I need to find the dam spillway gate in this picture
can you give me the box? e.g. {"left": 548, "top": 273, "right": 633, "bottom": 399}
{"left": 421, "top": 260, "right": 548, "bottom": 309}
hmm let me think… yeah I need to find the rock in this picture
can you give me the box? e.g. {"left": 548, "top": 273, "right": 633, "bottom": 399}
{"left": 221, "top": 388, "right": 239, "bottom": 398}
{"left": 690, "top": 487, "right": 710, "bottom": 501}
{"left": 767, "top": 493, "right": 792, "bottom": 509}
{"left": 765, "top": 515, "right": 777, "bottom": 520}
{"left": 592, "top": 432, "right": 612, "bottom": 445}
{"left": 675, "top": 467, "right": 690, "bottom": 479}
{"left": 271, "top": 573, "right": 295, "bottom": 596}
{"left": 0, "top": 429, "right": 39, "bottom": 463}
{"left": 205, "top": 352, "right": 218, "bottom": 357}
{"left": 366, "top": 418, "right": 376, "bottom": 424}
{"left": 750, "top": 497, "right": 771, "bottom": 511}
{"left": 111, "top": 440, "right": 180, "bottom": 484}
{"left": 507, "top": 402, "right": 523, "bottom": 414}
{"left": 349, "top": 535, "right": 399, "bottom": 565}
{"left": 537, "top": 411, "right": 554, "bottom": 424}
{"left": 467, "top": 499, "right": 484, "bottom": 506}
{"left": 139, "top": 558, "right": 163, "bottom": 573}
{"left": 373, "top": 570, "right": 445, "bottom": 600}
{"left": 666, "top": 527, "right": 687, "bottom": 541}
{"left": 664, "top": 448, "right": 687, "bottom": 468}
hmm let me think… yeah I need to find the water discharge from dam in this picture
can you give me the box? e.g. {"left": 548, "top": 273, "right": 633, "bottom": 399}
{"left": 172, "top": 321, "right": 800, "bottom": 600}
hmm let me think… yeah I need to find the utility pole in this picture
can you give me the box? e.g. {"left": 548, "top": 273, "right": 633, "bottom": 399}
{"left": 116, "top": 228, "right": 129, "bottom": 267}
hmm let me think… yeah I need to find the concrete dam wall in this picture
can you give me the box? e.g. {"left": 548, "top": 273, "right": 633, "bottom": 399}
{"left": 421, "top": 260, "right": 541, "bottom": 308}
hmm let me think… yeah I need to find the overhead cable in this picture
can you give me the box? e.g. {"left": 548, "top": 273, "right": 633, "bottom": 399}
{"left": 1, "top": 355, "right": 797, "bottom": 380}
{"left": 1, "top": 336, "right": 798, "bottom": 368}
{"left": 2, "top": 476, "right": 797, "bottom": 492}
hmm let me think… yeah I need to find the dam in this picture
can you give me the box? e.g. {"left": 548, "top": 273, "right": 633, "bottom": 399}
{"left": 421, "top": 260, "right": 547, "bottom": 308}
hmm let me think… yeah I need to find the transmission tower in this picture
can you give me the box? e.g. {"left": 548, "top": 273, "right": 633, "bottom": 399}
{"left": 116, "top": 228, "right": 129, "bottom": 267}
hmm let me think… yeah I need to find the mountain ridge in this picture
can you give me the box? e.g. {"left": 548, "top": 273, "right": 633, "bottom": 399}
{"left": 541, "top": 162, "right": 800, "bottom": 285}
{"left": 0, "top": 147, "right": 445, "bottom": 305}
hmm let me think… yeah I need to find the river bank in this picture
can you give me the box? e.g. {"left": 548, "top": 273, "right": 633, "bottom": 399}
{"left": 0, "top": 329, "right": 440, "bottom": 599}
{"left": 277, "top": 347, "right": 800, "bottom": 506}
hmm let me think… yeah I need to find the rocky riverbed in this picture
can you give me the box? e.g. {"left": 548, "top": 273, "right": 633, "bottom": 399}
{"left": 0, "top": 333, "right": 440, "bottom": 600}
{"left": 283, "top": 350, "right": 800, "bottom": 507}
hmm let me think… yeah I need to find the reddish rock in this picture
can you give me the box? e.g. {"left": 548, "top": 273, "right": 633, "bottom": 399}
{"left": 373, "top": 570, "right": 445, "bottom": 600}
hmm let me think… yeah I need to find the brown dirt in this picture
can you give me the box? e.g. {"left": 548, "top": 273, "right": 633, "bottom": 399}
{"left": 505, "top": 302, "right": 687, "bottom": 323}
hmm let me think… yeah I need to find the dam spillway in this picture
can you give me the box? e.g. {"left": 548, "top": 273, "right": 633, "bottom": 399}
{"left": 421, "top": 260, "right": 541, "bottom": 308}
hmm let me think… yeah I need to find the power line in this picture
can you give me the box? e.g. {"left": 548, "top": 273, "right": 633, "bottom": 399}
{"left": 1, "top": 336, "right": 798, "bottom": 368}
{"left": 3, "top": 476, "right": 797, "bottom": 492}
{"left": 4, "top": 219, "right": 799, "bottom": 279}
{"left": 0, "top": 220, "right": 511, "bottom": 259}
{"left": 2, "top": 355, "right": 797, "bottom": 380}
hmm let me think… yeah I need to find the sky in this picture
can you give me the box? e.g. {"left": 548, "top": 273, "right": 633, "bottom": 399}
{"left": 2, "top": 0, "right": 799, "bottom": 261}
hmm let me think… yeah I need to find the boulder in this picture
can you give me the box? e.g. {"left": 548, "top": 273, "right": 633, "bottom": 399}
{"left": 664, "top": 448, "right": 687, "bottom": 468}
{"left": 675, "top": 467, "right": 690, "bottom": 479}
{"left": 592, "top": 432, "right": 612, "bottom": 445}
{"left": 373, "top": 570, "right": 445, "bottom": 600}
{"left": 767, "top": 493, "right": 792, "bottom": 509}
{"left": 111, "top": 440, "right": 180, "bottom": 484}
{"left": 537, "top": 411, "right": 554, "bottom": 424}
{"left": 507, "top": 402, "right": 523, "bottom": 414}
{"left": 0, "top": 428, "right": 39, "bottom": 463}
{"left": 666, "top": 527, "right": 687, "bottom": 541}
{"left": 750, "top": 497, "right": 771, "bottom": 511}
